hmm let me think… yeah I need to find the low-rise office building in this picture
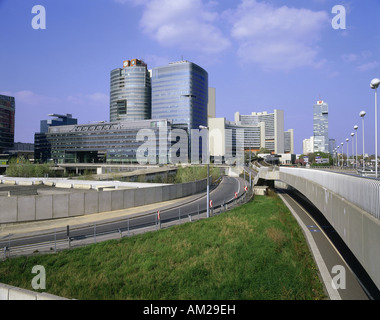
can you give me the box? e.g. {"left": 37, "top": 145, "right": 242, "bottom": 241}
{"left": 45, "top": 119, "right": 187, "bottom": 164}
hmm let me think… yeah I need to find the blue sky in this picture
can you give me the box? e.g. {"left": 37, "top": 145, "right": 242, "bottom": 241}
{"left": 1, "top": 0, "right": 380, "bottom": 155}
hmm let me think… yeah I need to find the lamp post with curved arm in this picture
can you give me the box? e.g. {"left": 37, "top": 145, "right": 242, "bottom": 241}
{"left": 354, "top": 125, "right": 358, "bottom": 169}
{"left": 360, "top": 111, "right": 366, "bottom": 169}
{"left": 371, "top": 78, "right": 380, "bottom": 178}
{"left": 336, "top": 146, "right": 340, "bottom": 166}
{"left": 350, "top": 133, "right": 355, "bottom": 167}
{"left": 199, "top": 125, "right": 210, "bottom": 218}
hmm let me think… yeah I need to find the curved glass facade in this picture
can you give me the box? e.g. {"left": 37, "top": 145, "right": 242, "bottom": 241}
{"left": 110, "top": 60, "right": 151, "bottom": 122}
{"left": 151, "top": 61, "right": 208, "bottom": 132}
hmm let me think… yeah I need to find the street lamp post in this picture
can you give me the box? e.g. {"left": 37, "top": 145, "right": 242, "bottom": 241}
{"left": 199, "top": 125, "right": 210, "bottom": 218}
{"left": 346, "top": 138, "right": 349, "bottom": 167}
{"left": 360, "top": 111, "right": 366, "bottom": 169}
{"left": 354, "top": 125, "right": 358, "bottom": 169}
{"left": 351, "top": 132, "right": 355, "bottom": 167}
{"left": 371, "top": 78, "right": 380, "bottom": 178}
{"left": 337, "top": 146, "right": 340, "bottom": 166}
{"left": 341, "top": 142, "right": 344, "bottom": 167}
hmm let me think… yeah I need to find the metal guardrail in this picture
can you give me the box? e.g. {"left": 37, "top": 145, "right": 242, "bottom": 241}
{"left": 2, "top": 184, "right": 254, "bottom": 259}
{"left": 280, "top": 167, "right": 380, "bottom": 220}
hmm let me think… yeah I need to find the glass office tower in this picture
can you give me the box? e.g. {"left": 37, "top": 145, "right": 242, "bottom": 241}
{"left": 0, "top": 94, "right": 15, "bottom": 153}
{"left": 151, "top": 61, "right": 208, "bottom": 133}
{"left": 313, "top": 100, "right": 329, "bottom": 153}
{"left": 110, "top": 59, "right": 151, "bottom": 122}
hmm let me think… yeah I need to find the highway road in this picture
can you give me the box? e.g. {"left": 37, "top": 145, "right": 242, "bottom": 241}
{"left": 0, "top": 176, "right": 247, "bottom": 252}
{"left": 278, "top": 188, "right": 380, "bottom": 300}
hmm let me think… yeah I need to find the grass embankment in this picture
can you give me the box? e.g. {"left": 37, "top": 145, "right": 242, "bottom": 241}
{"left": 0, "top": 193, "right": 326, "bottom": 300}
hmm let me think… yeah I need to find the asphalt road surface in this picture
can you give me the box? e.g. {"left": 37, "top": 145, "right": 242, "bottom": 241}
{"left": 278, "top": 188, "right": 380, "bottom": 300}
{"left": 0, "top": 176, "right": 246, "bottom": 250}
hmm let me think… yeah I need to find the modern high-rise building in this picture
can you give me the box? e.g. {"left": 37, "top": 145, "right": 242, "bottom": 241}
{"left": 234, "top": 110, "right": 285, "bottom": 154}
{"left": 0, "top": 94, "right": 15, "bottom": 153}
{"left": 110, "top": 59, "right": 151, "bottom": 122}
{"left": 151, "top": 60, "right": 208, "bottom": 133}
{"left": 313, "top": 100, "right": 329, "bottom": 153}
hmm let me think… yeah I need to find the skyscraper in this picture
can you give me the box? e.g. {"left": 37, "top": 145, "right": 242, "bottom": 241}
{"left": 151, "top": 60, "right": 208, "bottom": 133}
{"left": 110, "top": 59, "right": 151, "bottom": 122}
{"left": 313, "top": 100, "right": 329, "bottom": 153}
{"left": 0, "top": 94, "right": 15, "bottom": 153}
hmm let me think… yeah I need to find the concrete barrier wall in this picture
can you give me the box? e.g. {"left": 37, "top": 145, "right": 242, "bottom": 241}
{"left": 0, "top": 283, "right": 69, "bottom": 300}
{"left": 280, "top": 171, "right": 380, "bottom": 291}
{"left": 0, "top": 179, "right": 207, "bottom": 224}
{"left": 280, "top": 167, "right": 380, "bottom": 220}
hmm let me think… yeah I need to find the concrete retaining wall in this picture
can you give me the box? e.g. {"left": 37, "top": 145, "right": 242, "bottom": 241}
{"left": 280, "top": 171, "right": 380, "bottom": 291}
{"left": 0, "top": 179, "right": 207, "bottom": 224}
{"left": 0, "top": 283, "right": 69, "bottom": 300}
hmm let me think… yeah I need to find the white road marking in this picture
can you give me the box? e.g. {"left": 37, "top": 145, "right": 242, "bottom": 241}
{"left": 278, "top": 192, "right": 342, "bottom": 300}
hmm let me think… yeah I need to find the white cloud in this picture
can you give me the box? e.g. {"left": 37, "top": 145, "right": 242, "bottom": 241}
{"left": 357, "top": 61, "right": 379, "bottom": 72}
{"left": 341, "top": 51, "right": 379, "bottom": 72}
{"left": 67, "top": 92, "right": 108, "bottom": 106}
{"left": 342, "top": 53, "right": 357, "bottom": 63}
{"left": 143, "top": 54, "right": 171, "bottom": 68}
{"left": 0, "top": 90, "right": 57, "bottom": 106}
{"left": 229, "top": 0, "right": 329, "bottom": 71}
{"left": 121, "top": 0, "right": 231, "bottom": 55}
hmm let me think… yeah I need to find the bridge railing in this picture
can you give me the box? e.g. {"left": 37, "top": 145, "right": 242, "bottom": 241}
{"left": 280, "top": 167, "right": 380, "bottom": 220}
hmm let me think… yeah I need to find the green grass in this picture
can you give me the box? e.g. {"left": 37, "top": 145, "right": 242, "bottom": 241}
{"left": 0, "top": 193, "right": 326, "bottom": 300}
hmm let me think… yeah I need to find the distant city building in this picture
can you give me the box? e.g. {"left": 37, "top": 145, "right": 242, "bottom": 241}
{"left": 313, "top": 100, "right": 329, "bottom": 153}
{"left": 40, "top": 113, "right": 77, "bottom": 133}
{"left": 208, "top": 117, "right": 265, "bottom": 163}
{"left": 284, "top": 129, "right": 294, "bottom": 154}
{"left": 279, "top": 153, "right": 296, "bottom": 165}
{"left": 151, "top": 60, "right": 208, "bottom": 134}
{"left": 234, "top": 110, "right": 286, "bottom": 154}
{"left": 329, "top": 138, "right": 336, "bottom": 155}
{"left": 303, "top": 136, "right": 314, "bottom": 155}
{"left": 34, "top": 114, "right": 78, "bottom": 162}
{"left": 0, "top": 94, "right": 15, "bottom": 153}
{"left": 110, "top": 59, "right": 151, "bottom": 122}
{"left": 3, "top": 142, "right": 34, "bottom": 161}
{"left": 208, "top": 87, "right": 216, "bottom": 121}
